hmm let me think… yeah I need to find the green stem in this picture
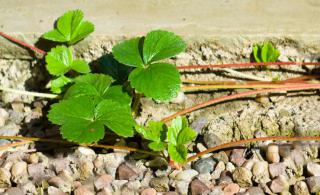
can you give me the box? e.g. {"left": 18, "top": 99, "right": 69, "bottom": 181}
{"left": 132, "top": 93, "right": 143, "bottom": 116}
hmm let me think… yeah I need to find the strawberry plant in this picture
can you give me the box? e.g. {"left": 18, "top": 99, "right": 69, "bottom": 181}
{"left": 136, "top": 116, "right": 197, "bottom": 163}
{"left": 252, "top": 42, "right": 280, "bottom": 63}
{"left": 112, "top": 30, "right": 186, "bottom": 101}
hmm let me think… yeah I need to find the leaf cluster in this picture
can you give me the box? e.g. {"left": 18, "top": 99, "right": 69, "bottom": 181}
{"left": 136, "top": 117, "right": 197, "bottom": 163}
{"left": 112, "top": 30, "right": 187, "bottom": 101}
{"left": 253, "top": 42, "right": 280, "bottom": 63}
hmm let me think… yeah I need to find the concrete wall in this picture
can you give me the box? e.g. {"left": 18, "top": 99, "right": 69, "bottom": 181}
{"left": 1, "top": 0, "right": 320, "bottom": 59}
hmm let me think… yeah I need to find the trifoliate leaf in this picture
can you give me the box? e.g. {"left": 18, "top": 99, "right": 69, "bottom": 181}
{"left": 64, "top": 74, "right": 131, "bottom": 105}
{"left": 48, "top": 96, "right": 105, "bottom": 143}
{"left": 112, "top": 38, "right": 144, "bottom": 68}
{"left": 135, "top": 121, "right": 167, "bottom": 142}
{"left": 45, "top": 46, "right": 90, "bottom": 76}
{"left": 48, "top": 96, "right": 135, "bottom": 143}
{"left": 168, "top": 144, "right": 187, "bottom": 163}
{"left": 177, "top": 127, "right": 197, "bottom": 145}
{"left": 143, "top": 30, "right": 187, "bottom": 64}
{"left": 99, "top": 54, "right": 133, "bottom": 84}
{"left": 167, "top": 116, "right": 188, "bottom": 145}
{"left": 50, "top": 76, "right": 73, "bottom": 94}
{"left": 95, "top": 99, "right": 135, "bottom": 137}
{"left": 128, "top": 63, "right": 181, "bottom": 101}
{"left": 43, "top": 10, "right": 94, "bottom": 45}
{"left": 148, "top": 141, "right": 166, "bottom": 151}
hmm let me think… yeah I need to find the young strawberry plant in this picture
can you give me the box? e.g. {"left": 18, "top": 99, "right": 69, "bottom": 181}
{"left": 136, "top": 116, "right": 197, "bottom": 163}
{"left": 112, "top": 30, "right": 186, "bottom": 101}
{"left": 252, "top": 42, "right": 280, "bottom": 63}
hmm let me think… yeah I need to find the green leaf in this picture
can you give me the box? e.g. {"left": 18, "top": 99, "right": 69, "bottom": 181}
{"left": 143, "top": 30, "right": 187, "bottom": 64}
{"left": 50, "top": 76, "right": 73, "bottom": 94}
{"left": 167, "top": 116, "right": 186, "bottom": 145}
{"left": 252, "top": 42, "right": 280, "bottom": 63}
{"left": 135, "top": 121, "right": 166, "bottom": 142}
{"left": 253, "top": 44, "right": 261, "bottom": 63}
{"left": 128, "top": 63, "right": 181, "bottom": 101}
{"left": 45, "top": 46, "right": 90, "bottom": 76}
{"left": 48, "top": 96, "right": 105, "bottom": 143}
{"left": 168, "top": 144, "right": 187, "bottom": 163}
{"left": 64, "top": 74, "right": 131, "bottom": 105}
{"left": 71, "top": 60, "right": 90, "bottom": 73}
{"left": 46, "top": 46, "right": 73, "bottom": 76}
{"left": 42, "top": 10, "right": 94, "bottom": 45}
{"left": 148, "top": 141, "right": 166, "bottom": 151}
{"left": 48, "top": 96, "right": 135, "bottom": 143}
{"left": 95, "top": 99, "right": 135, "bottom": 137}
{"left": 99, "top": 54, "right": 133, "bottom": 84}
{"left": 112, "top": 38, "right": 144, "bottom": 68}
{"left": 177, "top": 127, "right": 197, "bottom": 145}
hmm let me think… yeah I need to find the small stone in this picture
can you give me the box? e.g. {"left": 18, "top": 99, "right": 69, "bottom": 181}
{"left": 217, "top": 171, "right": 233, "bottom": 185}
{"left": 48, "top": 176, "right": 72, "bottom": 193}
{"left": 190, "top": 179, "right": 209, "bottom": 195}
{"left": 149, "top": 176, "right": 169, "bottom": 192}
{"left": 204, "top": 132, "right": 222, "bottom": 148}
{"left": 278, "top": 144, "right": 292, "bottom": 158}
{"left": 225, "top": 162, "right": 235, "bottom": 172}
{"left": 146, "top": 157, "right": 168, "bottom": 169}
{"left": 230, "top": 149, "right": 246, "bottom": 167}
{"left": 11, "top": 103, "right": 24, "bottom": 112}
{"left": 0, "top": 168, "right": 11, "bottom": 188}
{"left": 20, "top": 181, "right": 37, "bottom": 194}
{"left": 211, "top": 161, "right": 225, "bottom": 180}
{"left": 52, "top": 158, "right": 70, "bottom": 173}
{"left": 293, "top": 181, "right": 310, "bottom": 195}
{"left": 223, "top": 183, "right": 240, "bottom": 195}
{"left": 212, "top": 151, "right": 229, "bottom": 164}
{"left": 11, "top": 161, "right": 28, "bottom": 184}
{"left": 27, "top": 153, "right": 39, "bottom": 164}
{"left": 175, "top": 180, "right": 189, "bottom": 195}
{"left": 4, "top": 187, "right": 23, "bottom": 195}
{"left": 97, "top": 188, "right": 113, "bottom": 195}
{"left": 266, "top": 145, "right": 280, "bottom": 163}
{"left": 117, "top": 163, "right": 138, "bottom": 180}
{"left": 193, "top": 158, "right": 215, "bottom": 174}
{"left": 111, "top": 180, "right": 127, "bottom": 191}
{"left": 0, "top": 108, "right": 9, "bottom": 127}
{"left": 79, "top": 160, "right": 94, "bottom": 181}
{"left": 174, "top": 169, "right": 199, "bottom": 182}
{"left": 246, "top": 187, "right": 265, "bottom": 195}
{"left": 269, "top": 162, "right": 286, "bottom": 178}
{"left": 74, "top": 186, "right": 95, "bottom": 195}
{"left": 94, "top": 174, "right": 112, "bottom": 191}
{"left": 140, "top": 188, "right": 157, "bottom": 195}
{"left": 75, "top": 147, "right": 96, "bottom": 161}
{"left": 47, "top": 186, "right": 67, "bottom": 195}
{"left": 0, "top": 123, "right": 20, "bottom": 136}
{"left": 242, "top": 159, "right": 257, "bottom": 170}
{"left": 164, "top": 192, "right": 179, "bottom": 195}
{"left": 252, "top": 161, "right": 270, "bottom": 184}
{"left": 97, "top": 153, "right": 126, "bottom": 177}
{"left": 306, "top": 162, "right": 320, "bottom": 176}
{"left": 269, "top": 176, "right": 289, "bottom": 193}
{"left": 121, "top": 180, "right": 141, "bottom": 193}
{"left": 305, "top": 176, "right": 320, "bottom": 193}
{"left": 232, "top": 167, "right": 252, "bottom": 187}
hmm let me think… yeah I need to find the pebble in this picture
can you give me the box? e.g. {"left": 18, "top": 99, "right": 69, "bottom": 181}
{"left": 140, "top": 187, "right": 157, "bottom": 195}
{"left": 0, "top": 168, "right": 11, "bottom": 188}
{"left": 266, "top": 145, "right": 280, "bottom": 163}
{"left": 79, "top": 160, "right": 94, "bottom": 181}
{"left": 75, "top": 147, "right": 96, "bottom": 161}
{"left": 149, "top": 176, "right": 169, "bottom": 192}
{"left": 204, "top": 132, "right": 222, "bottom": 148}
{"left": 47, "top": 186, "right": 67, "bottom": 195}
{"left": 225, "top": 162, "right": 236, "bottom": 172}
{"left": 217, "top": 171, "right": 233, "bottom": 185}
{"left": 269, "top": 175, "right": 289, "bottom": 193}
{"left": 117, "top": 163, "right": 138, "bottom": 180}
{"left": 211, "top": 161, "right": 225, "bottom": 180}
{"left": 223, "top": 183, "right": 240, "bottom": 195}
{"left": 0, "top": 108, "right": 9, "bottom": 127}
{"left": 190, "top": 179, "right": 210, "bottom": 195}
{"left": 306, "top": 162, "right": 320, "bottom": 176}
{"left": 230, "top": 149, "right": 246, "bottom": 167}
{"left": 52, "top": 158, "right": 70, "bottom": 173}
{"left": 174, "top": 169, "right": 199, "bottom": 182}
{"left": 293, "top": 181, "right": 310, "bottom": 195}
{"left": 252, "top": 161, "right": 270, "bottom": 184}
{"left": 193, "top": 158, "right": 215, "bottom": 174}
{"left": 48, "top": 176, "right": 72, "bottom": 193}
{"left": 246, "top": 187, "right": 265, "bottom": 195}
{"left": 212, "top": 151, "right": 229, "bottom": 164}
{"left": 98, "top": 153, "right": 126, "bottom": 177}
{"left": 164, "top": 192, "right": 179, "bottom": 195}
{"left": 74, "top": 185, "right": 95, "bottom": 195}
{"left": 305, "top": 176, "right": 320, "bottom": 193}
{"left": 27, "top": 153, "right": 39, "bottom": 164}
{"left": 94, "top": 174, "right": 112, "bottom": 191}
{"left": 175, "top": 180, "right": 189, "bottom": 195}
{"left": 11, "top": 161, "right": 28, "bottom": 184}
{"left": 268, "top": 162, "right": 286, "bottom": 178}
{"left": 146, "top": 157, "right": 168, "bottom": 169}
{"left": 20, "top": 181, "right": 37, "bottom": 194}
{"left": 4, "top": 187, "right": 23, "bottom": 195}
{"left": 232, "top": 167, "right": 252, "bottom": 187}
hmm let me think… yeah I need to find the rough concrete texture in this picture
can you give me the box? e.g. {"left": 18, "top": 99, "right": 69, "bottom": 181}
{"left": 0, "top": 0, "right": 320, "bottom": 142}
